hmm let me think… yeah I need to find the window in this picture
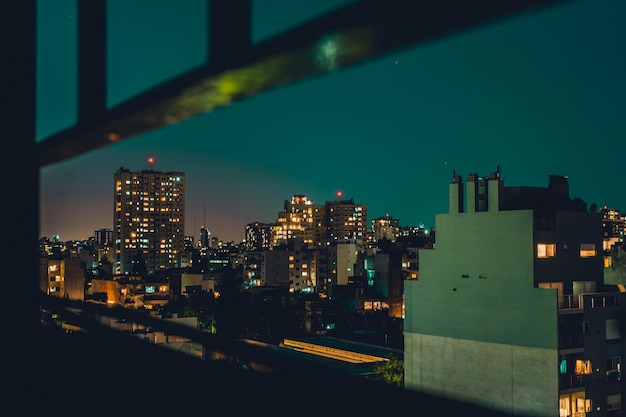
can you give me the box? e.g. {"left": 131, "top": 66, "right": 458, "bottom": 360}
{"left": 607, "top": 394, "right": 621, "bottom": 415}
{"left": 537, "top": 243, "right": 556, "bottom": 258}
{"left": 606, "top": 356, "right": 621, "bottom": 381}
{"left": 575, "top": 359, "right": 592, "bottom": 375}
{"left": 606, "top": 319, "right": 621, "bottom": 341}
{"left": 579, "top": 243, "right": 596, "bottom": 258}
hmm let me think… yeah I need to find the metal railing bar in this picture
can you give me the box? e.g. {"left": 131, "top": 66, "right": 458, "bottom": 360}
{"left": 37, "top": 0, "right": 570, "bottom": 168}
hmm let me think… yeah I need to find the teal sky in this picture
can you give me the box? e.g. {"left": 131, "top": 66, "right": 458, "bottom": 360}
{"left": 39, "top": 0, "right": 626, "bottom": 243}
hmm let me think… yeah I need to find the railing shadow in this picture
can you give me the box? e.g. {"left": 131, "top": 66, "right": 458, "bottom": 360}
{"left": 29, "top": 294, "right": 538, "bottom": 416}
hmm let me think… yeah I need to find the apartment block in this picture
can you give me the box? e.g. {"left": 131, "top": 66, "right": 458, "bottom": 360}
{"left": 114, "top": 167, "right": 185, "bottom": 274}
{"left": 404, "top": 167, "right": 625, "bottom": 417}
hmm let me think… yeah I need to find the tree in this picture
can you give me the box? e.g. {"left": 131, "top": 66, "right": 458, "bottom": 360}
{"left": 370, "top": 354, "right": 404, "bottom": 387}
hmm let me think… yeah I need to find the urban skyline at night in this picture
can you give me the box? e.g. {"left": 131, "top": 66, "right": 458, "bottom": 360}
{"left": 39, "top": 0, "right": 626, "bottom": 244}
{"left": 22, "top": 2, "right": 626, "bottom": 415}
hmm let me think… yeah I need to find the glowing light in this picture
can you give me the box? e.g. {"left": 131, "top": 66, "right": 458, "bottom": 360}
{"left": 336, "top": 190, "right": 343, "bottom": 198}
{"left": 147, "top": 157, "right": 155, "bottom": 165}
{"left": 317, "top": 35, "right": 339, "bottom": 71}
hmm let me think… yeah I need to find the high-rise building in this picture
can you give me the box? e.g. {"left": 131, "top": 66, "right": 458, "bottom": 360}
{"left": 272, "top": 195, "right": 315, "bottom": 247}
{"left": 314, "top": 195, "right": 367, "bottom": 248}
{"left": 244, "top": 222, "right": 272, "bottom": 251}
{"left": 114, "top": 167, "right": 185, "bottom": 274}
{"left": 404, "top": 168, "right": 625, "bottom": 417}
{"left": 94, "top": 228, "right": 113, "bottom": 246}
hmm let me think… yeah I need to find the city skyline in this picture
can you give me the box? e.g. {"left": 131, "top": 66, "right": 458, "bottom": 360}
{"left": 39, "top": 0, "right": 626, "bottom": 243}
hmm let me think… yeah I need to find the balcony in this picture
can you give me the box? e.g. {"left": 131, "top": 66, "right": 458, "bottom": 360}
{"left": 559, "top": 374, "right": 584, "bottom": 390}
{"left": 559, "top": 294, "right": 582, "bottom": 310}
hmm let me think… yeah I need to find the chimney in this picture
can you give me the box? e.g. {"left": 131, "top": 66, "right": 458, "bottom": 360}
{"left": 449, "top": 171, "right": 464, "bottom": 213}
{"left": 466, "top": 173, "right": 478, "bottom": 213}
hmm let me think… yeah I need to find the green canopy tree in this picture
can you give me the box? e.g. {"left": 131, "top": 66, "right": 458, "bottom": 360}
{"left": 370, "top": 354, "right": 404, "bottom": 387}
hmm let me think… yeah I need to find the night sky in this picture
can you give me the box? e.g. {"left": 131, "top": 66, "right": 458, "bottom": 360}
{"left": 39, "top": 0, "right": 626, "bottom": 244}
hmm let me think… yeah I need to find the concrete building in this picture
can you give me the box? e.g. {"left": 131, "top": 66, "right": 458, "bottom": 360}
{"left": 404, "top": 167, "right": 625, "bottom": 417}
{"left": 314, "top": 195, "right": 368, "bottom": 248}
{"left": 272, "top": 195, "right": 315, "bottom": 247}
{"left": 244, "top": 222, "right": 273, "bottom": 251}
{"left": 39, "top": 256, "right": 85, "bottom": 301}
{"left": 371, "top": 213, "right": 401, "bottom": 242}
{"left": 113, "top": 167, "right": 185, "bottom": 274}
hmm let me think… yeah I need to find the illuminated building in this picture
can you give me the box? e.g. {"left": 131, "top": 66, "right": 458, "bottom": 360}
{"left": 245, "top": 222, "right": 272, "bottom": 251}
{"left": 404, "top": 167, "right": 625, "bottom": 417}
{"left": 261, "top": 238, "right": 317, "bottom": 293}
{"left": 272, "top": 194, "right": 315, "bottom": 247}
{"left": 114, "top": 167, "right": 185, "bottom": 274}
{"left": 601, "top": 206, "right": 625, "bottom": 253}
{"left": 94, "top": 228, "right": 113, "bottom": 246}
{"left": 39, "top": 257, "right": 85, "bottom": 301}
{"left": 371, "top": 213, "right": 400, "bottom": 242}
{"left": 314, "top": 195, "right": 368, "bottom": 248}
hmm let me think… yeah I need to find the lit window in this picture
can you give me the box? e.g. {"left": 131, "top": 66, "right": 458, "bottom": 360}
{"left": 579, "top": 243, "right": 596, "bottom": 258}
{"left": 575, "top": 359, "right": 592, "bottom": 375}
{"left": 537, "top": 243, "right": 556, "bottom": 258}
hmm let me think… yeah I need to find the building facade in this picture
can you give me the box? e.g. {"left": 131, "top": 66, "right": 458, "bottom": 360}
{"left": 404, "top": 168, "right": 625, "bottom": 417}
{"left": 39, "top": 256, "right": 85, "bottom": 301}
{"left": 114, "top": 167, "right": 185, "bottom": 274}
{"left": 314, "top": 196, "right": 368, "bottom": 248}
{"left": 371, "top": 213, "right": 400, "bottom": 242}
{"left": 272, "top": 194, "right": 315, "bottom": 247}
{"left": 245, "top": 222, "right": 273, "bottom": 251}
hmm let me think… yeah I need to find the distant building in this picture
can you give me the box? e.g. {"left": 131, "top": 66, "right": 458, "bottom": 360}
{"left": 371, "top": 213, "right": 400, "bottom": 242}
{"left": 244, "top": 222, "right": 273, "bottom": 251}
{"left": 272, "top": 195, "right": 315, "bottom": 247}
{"left": 180, "top": 272, "right": 216, "bottom": 295}
{"left": 404, "top": 167, "right": 625, "bottom": 417}
{"left": 199, "top": 226, "right": 211, "bottom": 253}
{"left": 601, "top": 206, "right": 625, "bottom": 253}
{"left": 39, "top": 257, "right": 85, "bottom": 301}
{"left": 88, "top": 275, "right": 145, "bottom": 308}
{"left": 94, "top": 228, "right": 113, "bottom": 246}
{"left": 113, "top": 167, "right": 185, "bottom": 274}
{"left": 314, "top": 195, "right": 368, "bottom": 248}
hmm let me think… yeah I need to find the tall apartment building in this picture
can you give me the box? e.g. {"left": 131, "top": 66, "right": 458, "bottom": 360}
{"left": 94, "top": 228, "right": 113, "bottom": 246}
{"left": 245, "top": 222, "right": 273, "bottom": 251}
{"left": 404, "top": 167, "right": 625, "bottom": 417}
{"left": 114, "top": 167, "right": 185, "bottom": 274}
{"left": 272, "top": 194, "right": 315, "bottom": 247}
{"left": 314, "top": 196, "right": 368, "bottom": 248}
